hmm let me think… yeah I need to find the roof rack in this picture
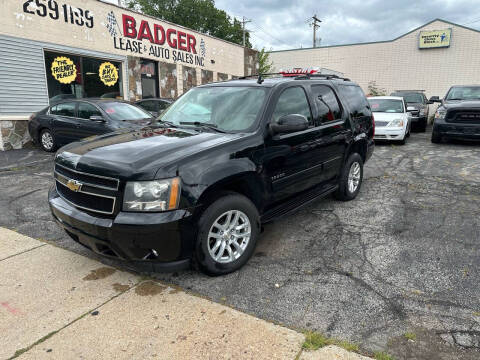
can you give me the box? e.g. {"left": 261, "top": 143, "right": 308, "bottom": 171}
{"left": 237, "top": 72, "right": 350, "bottom": 84}
{"left": 238, "top": 73, "right": 283, "bottom": 84}
{"left": 294, "top": 74, "right": 351, "bottom": 81}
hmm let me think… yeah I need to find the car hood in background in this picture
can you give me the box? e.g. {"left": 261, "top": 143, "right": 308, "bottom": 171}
{"left": 443, "top": 100, "right": 480, "bottom": 109}
{"left": 372, "top": 112, "right": 405, "bottom": 124}
{"left": 55, "top": 126, "right": 247, "bottom": 180}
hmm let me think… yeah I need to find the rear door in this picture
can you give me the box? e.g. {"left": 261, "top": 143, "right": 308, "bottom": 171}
{"left": 310, "top": 84, "right": 349, "bottom": 182}
{"left": 50, "top": 102, "right": 78, "bottom": 145}
{"left": 75, "top": 102, "right": 111, "bottom": 139}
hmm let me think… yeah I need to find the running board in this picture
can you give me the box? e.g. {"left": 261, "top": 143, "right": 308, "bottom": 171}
{"left": 261, "top": 184, "right": 338, "bottom": 223}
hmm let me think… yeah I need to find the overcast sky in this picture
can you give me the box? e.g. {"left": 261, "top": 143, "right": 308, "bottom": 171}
{"left": 215, "top": 0, "right": 480, "bottom": 50}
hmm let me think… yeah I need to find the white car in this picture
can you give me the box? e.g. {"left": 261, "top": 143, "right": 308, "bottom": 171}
{"left": 368, "top": 96, "right": 411, "bottom": 144}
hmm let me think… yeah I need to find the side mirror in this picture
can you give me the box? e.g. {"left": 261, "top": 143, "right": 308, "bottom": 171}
{"left": 429, "top": 96, "right": 441, "bottom": 103}
{"left": 89, "top": 115, "right": 105, "bottom": 122}
{"left": 270, "top": 114, "right": 309, "bottom": 135}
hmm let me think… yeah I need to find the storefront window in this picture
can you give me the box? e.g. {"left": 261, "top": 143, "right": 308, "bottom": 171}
{"left": 44, "top": 51, "right": 123, "bottom": 103}
{"left": 140, "top": 59, "right": 158, "bottom": 99}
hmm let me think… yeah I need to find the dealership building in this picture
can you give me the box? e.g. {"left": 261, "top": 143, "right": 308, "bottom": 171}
{"left": 0, "top": 0, "right": 256, "bottom": 150}
{"left": 270, "top": 19, "right": 480, "bottom": 104}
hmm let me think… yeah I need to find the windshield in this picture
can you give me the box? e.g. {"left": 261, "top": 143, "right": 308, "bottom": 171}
{"left": 446, "top": 86, "right": 480, "bottom": 101}
{"left": 391, "top": 92, "right": 423, "bottom": 103}
{"left": 368, "top": 99, "right": 404, "bottom": 113}
{"left": 99, "top": 102, "right": 153, "bottom": 121}
{"left": 159, "top": 86, "right": 268, "bottom": 131}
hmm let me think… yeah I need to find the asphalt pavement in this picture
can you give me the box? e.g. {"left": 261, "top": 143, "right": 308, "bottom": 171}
{"left": 1, "top": 128, "right": 480, "bottom": 359}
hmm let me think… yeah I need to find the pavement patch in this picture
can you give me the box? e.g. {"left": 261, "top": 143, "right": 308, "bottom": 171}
{"left": 17, "top": 279, "right": 304, "bottom": 360}
{"left": 0, "top": 227, "right": 45, "bottom": 261}
{"left": 0, "top": 228, "right": 139, "bottom": 360}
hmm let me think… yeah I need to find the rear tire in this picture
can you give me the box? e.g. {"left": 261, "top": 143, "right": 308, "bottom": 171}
{"left": 334, "top": 153, "right": 363, "bottom": 201}
{"left": 39, "top": 129, "right": 57, "bottom": 152}
{"left": 194, "top": 193, "right": 260, "bottom": 276}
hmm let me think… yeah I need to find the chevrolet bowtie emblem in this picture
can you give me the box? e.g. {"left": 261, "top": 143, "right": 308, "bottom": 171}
{"left": 66, "top": 179, "right": 82, "bottom": 192}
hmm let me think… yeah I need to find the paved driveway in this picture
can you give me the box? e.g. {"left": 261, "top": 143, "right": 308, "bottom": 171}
{"left": 1, "top": 130, "right": 480, "bottom": 359}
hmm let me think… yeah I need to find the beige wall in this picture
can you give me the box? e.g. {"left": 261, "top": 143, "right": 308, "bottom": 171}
{"left": 269, "top": 20, "right": 480, "bottom": 99}
{"left": 1, "top": 0, "right": 245, "bottom": 76}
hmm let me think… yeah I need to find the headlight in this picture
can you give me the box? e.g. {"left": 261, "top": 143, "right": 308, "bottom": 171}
{"left": 435, "top": 109, "right": 446, "bottom": 120}
{"left": 123, "top": 178, "right": 181, "bottom": 212}
{"left": 419, "top": 109, "right": 426, "bottom": 116}
{"left": 387, "top": 119, "right": 404, "bottom": 127}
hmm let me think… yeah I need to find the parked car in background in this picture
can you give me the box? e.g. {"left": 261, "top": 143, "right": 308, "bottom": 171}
{"left": 135, "top": 98, "right": 173, "bottom": 117}
{"left": 368, "top": 96, "right": 411, "bottom": 144}
{"left": 390, "top": 90, "right": 431, "bottom": 132}
{"left": 28, "top": 99, "right": 155, "bottom": 152}
{"left": 48, "top": 74, "right": 374, "bottom": 275}
{"left": 430, "top": 85, "right": 480, "bottom": 143}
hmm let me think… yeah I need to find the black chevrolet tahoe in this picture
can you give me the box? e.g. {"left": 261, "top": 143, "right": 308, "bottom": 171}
{"left": 48, "top": 75, "right": 374, "bottom": 275}
{"left": 431, "top": 85, "right": 480, "bottom": 143}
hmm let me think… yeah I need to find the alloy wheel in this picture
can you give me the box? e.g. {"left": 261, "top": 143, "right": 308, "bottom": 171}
{"left": 348, "top": 162, "right": 361, "bottom": 193}
{"left": 41, "top": 131, "right": 54, "bottom": 150}
{"left": 207, "top": 210, "right": 251, "bottom": 264}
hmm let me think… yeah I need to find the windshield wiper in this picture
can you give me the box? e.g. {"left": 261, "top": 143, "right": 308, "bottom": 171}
{"left": 156, "top": 119, "right": 178, "bottom": 128}
{"left": 179, "top": 121, "right": 227, "bottom": 133}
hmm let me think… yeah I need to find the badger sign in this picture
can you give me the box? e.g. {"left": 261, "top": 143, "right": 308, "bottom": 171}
{"left": 99, "top": 62, "right": 119, "bottom": 86}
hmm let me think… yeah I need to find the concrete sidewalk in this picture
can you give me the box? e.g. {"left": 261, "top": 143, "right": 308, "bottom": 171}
{"left": 0, "top": 227, "right": 371, "bottom": 360}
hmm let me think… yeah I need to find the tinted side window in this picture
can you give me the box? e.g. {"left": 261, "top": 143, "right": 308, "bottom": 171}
{"left": 138, "top": 100, "right": 157, "bottom": 112}
{"left": 52, "top": 102, "right": 76, "bottom": 117}
{"left": 311, "top": 85, "right": 342, "bottom": 123}
{"left": 272, "top": 87, "right": 312, "bottom": 125}
{"left": 338, "top": 85, "right": 370, "bottom": 118}
{"left": 78, "top": 103, "right": 102, "bottom": 119}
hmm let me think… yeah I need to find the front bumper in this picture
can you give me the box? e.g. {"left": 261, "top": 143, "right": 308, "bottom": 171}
{"left": 409, "top": 116, "right": 426, "bottom": 124}
{"left": 49, "top": 186, "right": 194, "bottom": 272}
{"left": 434, "top": 122, "right": 480, "bottom": 140}
{"left": 374, "top": 127, "right": 406, "bottom": 141}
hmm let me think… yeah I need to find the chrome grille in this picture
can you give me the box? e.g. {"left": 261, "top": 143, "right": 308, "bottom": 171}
{"left": 54, "top": 164, "right": 119, "bottom": 215}
{"left": 375, "top": 121, "right": 389, "bottom": 127}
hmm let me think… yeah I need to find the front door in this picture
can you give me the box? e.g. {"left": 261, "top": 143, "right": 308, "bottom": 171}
{"left": 263, "top": 86, "right": 324, "bottom": 202}
{"left": 75, "top": 102, "right": 110, "bottom": 139}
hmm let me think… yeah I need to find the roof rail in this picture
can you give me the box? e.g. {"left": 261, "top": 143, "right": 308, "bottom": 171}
{"left": 394, "top": 89, "right": 426, "bottom": 92}
{"left": 238, "top": 73, "right": 283, "bottom": 84}
{"left": 294, "top": 74, "right": 351, "bottom": 81}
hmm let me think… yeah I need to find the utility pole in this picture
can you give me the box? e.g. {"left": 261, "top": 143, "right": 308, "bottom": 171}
{"left": 242, "top": 17, "right": 251, "bottom": 47}
{"left": 311, "top": 15, "right": 321, "bottom": 48}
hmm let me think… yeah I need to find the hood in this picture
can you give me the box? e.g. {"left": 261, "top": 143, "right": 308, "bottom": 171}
{"left": 56, "top": 126, "right": 246, "bottom": 180}
{"left": 443, "top": 100, "right": 480, "bottom": 109}
{"left": 372, "top": 112, "right": 405, "bottom": 122}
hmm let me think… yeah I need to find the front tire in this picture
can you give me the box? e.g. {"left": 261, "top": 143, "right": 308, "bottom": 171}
{"left": 194, "top": 194, "right": 260, "bottom": 276}
{"left": 334, "top": 153, "right": 363, "bottom": 201}
{"left": 39, "top": 129, "right": 57, "bottom": 152}
{"left": 431, "top": 129, "right": 441, "bottom": 143}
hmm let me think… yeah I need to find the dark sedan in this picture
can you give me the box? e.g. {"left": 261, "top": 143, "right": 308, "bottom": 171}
{"left": 28, "top": 99, "right": 155, "bottom": 152}
{"left": 135, "top": 98, "right": 173, "bottom": 117}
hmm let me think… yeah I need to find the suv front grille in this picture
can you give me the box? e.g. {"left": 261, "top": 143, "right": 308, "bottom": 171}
{"left": 446, "top": 110, "right": 480, "bottom": 123}
{"left": 54, "top": 164, "right": 119, "bottom": 215}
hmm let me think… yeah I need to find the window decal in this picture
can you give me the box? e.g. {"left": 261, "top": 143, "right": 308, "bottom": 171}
{"left": 51, "top": 56, "right": 77, "bottom": 84}
{"left": 99, "top": 62, "right": 119, "bottom": 87}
